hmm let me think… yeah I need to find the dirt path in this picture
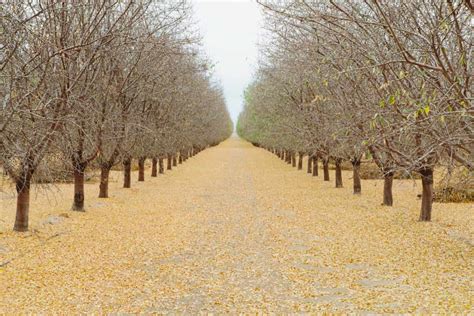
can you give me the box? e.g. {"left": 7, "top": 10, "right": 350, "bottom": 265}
{"left": 0, "top": 138, "right": 472, "bottom": 313}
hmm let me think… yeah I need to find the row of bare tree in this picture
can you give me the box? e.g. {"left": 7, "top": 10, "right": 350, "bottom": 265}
{"left": 1, "top": 0, "right": 232, "bottom": 231}
{"left": 237, "top": 0, "right": 472, "bottom": 221}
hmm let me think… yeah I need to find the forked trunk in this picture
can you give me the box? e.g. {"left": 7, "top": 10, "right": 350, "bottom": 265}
{"left": 172, "top": 155, "right": 177, "bottom": 167}
{"left": 307, "top": 155, "right": 312, "bottom": 173}
{"left": 323, "top": 158, "right": 330, "bottom": 181}
{"left": 138, "top": 157, "right": 145, "bottom": 181}
{"left": 167, "top": 154, "right": 172, "bottom": 170}
{"left": 151, "top": 158, "right": 157, "bottom": 177}
{"left": 352, "top": 159, "right": 361, "bottom": 194}
{"left": 14, "top": 176, "right": 31, "bottom": 232}
{"left": 419, "top": 167, "right": 433, "bottom": 221}
{"left": 298, "top": 152, "right": 303, "bottom": 170}
{"left": 383, "top": 172, "right": 394, "bottom": 206}
{"left": 159, "top": 158, "right": 164, "bottom": 174}
{"left": 312, "top": 156, "right": 318, "bottom": 176}
{"left": 123, "top": 158, "right": 131, "bottom": 188}
{"left": 99, "top": 166, "right": 111, "bottom": 198}
{"left": 72, "top": 166, "right": 86, "bottom": 211}
{"left": 335, "top": 158, "right": 343, "bottom": 188}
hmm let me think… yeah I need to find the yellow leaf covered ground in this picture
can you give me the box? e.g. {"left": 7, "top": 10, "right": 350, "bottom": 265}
{"left": 0, "top": 137, "right": 473, "bottom": 313}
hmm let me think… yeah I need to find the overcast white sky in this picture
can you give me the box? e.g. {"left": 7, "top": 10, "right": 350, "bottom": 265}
{"left": 193, "top": 0, "right": 263, "bottom": 124}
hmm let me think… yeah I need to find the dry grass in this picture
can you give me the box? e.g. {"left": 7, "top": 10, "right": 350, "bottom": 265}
{"left": 0, "top": 138, "right": 472, "bottom": 313}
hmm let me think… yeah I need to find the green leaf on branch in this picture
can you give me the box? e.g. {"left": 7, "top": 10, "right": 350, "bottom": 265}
{"left": 388, "top": 95, "right": 395, "bottom": 105}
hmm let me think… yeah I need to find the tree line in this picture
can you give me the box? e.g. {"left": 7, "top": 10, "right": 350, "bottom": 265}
{"left": 1, "top": 0, "right": 232, "bottom": 232}
{"left": 237, "top": 0, "right": 472, "bottom": 221}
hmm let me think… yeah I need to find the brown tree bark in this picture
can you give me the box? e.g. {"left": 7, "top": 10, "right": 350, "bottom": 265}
{"left": 138, "top": 157, "right": 145, "bottom": 181}
{"left": 383, "top": 172, "right": 394, "bottom": 206}
{"left": 312, "top": 156, "right": 318, "bottom": 176}
{"left": 14, "top": 176, "right": 31, "bottom": 232}
{"left": 123, "top": 157, "right": 131, "bottom": 188}
{"left": 352, "top": 158, "right": 361, "bottom": 194}
{"left": 172, "top": 155, "right": 177, "bottom": 167}
{"left": 99, "top": 166, "right": 111, "bottom": 198}
{"left": 323, "top": 158, "right": 330, "bottom": 181}
{"left": 159, "top": 157, "right": 164, "bottom": 174}
{"left": 298, "top": 152, "right": 303, "bottom": 170}
{"left": 178, "top": 153, "right": 183, "bottom": 164}
{"left": 151, "top": 157, "right": 157, "bottom": 177}
{"left": 167, "top": 154, "right": 172, "bottom": 170}
{"left": 96, "top": 146, "right": 120, "bottom": 199}
{"left": 291, "top": 152, "right": 296, "bottom": 167}
{"left": 307, "top": 155, "right": 312, "bottom": 173}
{"left": 72, "top": 165, "right": 86, "bottom": 211}
{"left": 419, "top": 167, "right": 434, "bottom": 221}
{"left": 335, "top": 158, "right": 343, "bottom": 188}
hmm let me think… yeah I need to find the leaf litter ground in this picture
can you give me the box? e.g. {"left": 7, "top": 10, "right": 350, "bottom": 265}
{"left": 0, "top": 138, "right": 472, "bottom": 313}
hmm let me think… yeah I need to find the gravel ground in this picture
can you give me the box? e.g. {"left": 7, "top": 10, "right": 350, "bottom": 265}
{"left": 0, "top": 137, "right": 472, "bottom": 313}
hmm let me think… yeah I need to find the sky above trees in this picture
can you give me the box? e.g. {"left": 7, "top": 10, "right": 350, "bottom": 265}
{"left": 193, "top": 0, "right": 263, "bottom": 124}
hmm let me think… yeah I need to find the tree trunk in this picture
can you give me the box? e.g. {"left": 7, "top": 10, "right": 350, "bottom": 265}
{"left": 99, "top": 166, "right": 111, "bottom": 198}
{"left": 178, "top": 154, "right": 183, "bottom": 164}
{"left": 286, "top": 151, "right": 291, "bottom": 164}
{"left": 72, "top": 166, "right": 86, "bottom": 211}
{"left": 151, "top": 158, "right": 157, "bottom": 177}
{"left": 323, "top": 158, "right": 330, "bottom": 181}
{"left": 167, "top": 154, "right": 172, "bottom": 170}
{"left": 383, "top": 172, "right": 394, "bottom": 206}
{"left": 298, "top": 152, "right": 303, "bottom": 170}
{"left": 123, "top": 158, "right": 131, "bottom": 188}
{"left": 352, "top": 159, "right": 361, "bottom": 194}
{"left": 159, "top": 158, "right": 164, "bottom": 174}
{"left": 312, "top": 156, "right": 318, "bottom": 176}
{"left": 307, "top": 155, "right": 312, "bottom": 173}
{"left": 138, "top": 157, "right": 145, "bottom": 181}
{"left": 419, "top": 167, "right": 434, "bottom": 221}
{"left": 172, "top": 155, "right": 177, "bottom": 167}
{"left": 14, "top": 177, "right": 31, "bottom": 232}
{"left": 335, "top": 158, "right": 343, "bottom": 188}
{"left": 291, "top": 152, "right": 296, "bottom": 167}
